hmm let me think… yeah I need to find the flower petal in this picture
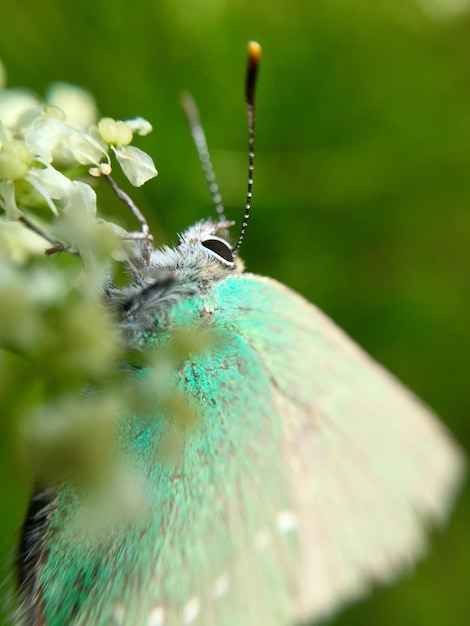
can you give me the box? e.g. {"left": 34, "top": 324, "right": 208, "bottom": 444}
{"left": 114, "top": 145, "right": 158, "bottom": 187}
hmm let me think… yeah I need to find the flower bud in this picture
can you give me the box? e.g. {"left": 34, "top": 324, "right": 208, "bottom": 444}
{"left": 98, "top": 117, "right": 133, "bottom": 146}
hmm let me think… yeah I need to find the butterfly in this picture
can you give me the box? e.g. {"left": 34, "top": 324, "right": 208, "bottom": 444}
{"left": 15, "top": 41, "right": 464, "bottom": 626}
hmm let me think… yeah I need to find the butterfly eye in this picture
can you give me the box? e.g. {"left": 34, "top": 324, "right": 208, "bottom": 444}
{"left": 201, "top": 237, "right": 234, "bottom": 265}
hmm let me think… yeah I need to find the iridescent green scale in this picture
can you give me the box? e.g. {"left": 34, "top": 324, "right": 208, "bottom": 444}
{"left": 18, "top": 255, "right": 463, "bottom": 625}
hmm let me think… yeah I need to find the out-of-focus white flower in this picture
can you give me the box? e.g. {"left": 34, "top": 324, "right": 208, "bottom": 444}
{"left": 0, "top": 140, "right": 32, "bottom": 180}
{"left": 0, "top": 88, "right": 41, "bottom": 127}
{"left": 11, "top": 106, "right": 45, "bottom": 136}
{"left": 24, "top": 116, "right": 72, "bottom": 164}
{"left": 25, "top": 166, "right": 75, "bottom": 215}
{"left": 95, "top": 219, "right": 141, "bottom": 261}
{"left": 63, "top": 180, "right": 97, "bottom": 217}
{"left": 0, "top": 220, "right": 47, "bottom": 263}
{"left": 113, "top": 145, "right": 158, "bottom": 187}
{"left": 46, "top": 82, "right": 98, "bottom": 131}
{"left": 0, "top": 180, "right": 22, "bottom": 220}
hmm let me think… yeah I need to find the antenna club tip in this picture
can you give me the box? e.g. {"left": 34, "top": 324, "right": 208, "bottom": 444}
{"left": 248, "top": 41, "right": 262, "bottom": 61}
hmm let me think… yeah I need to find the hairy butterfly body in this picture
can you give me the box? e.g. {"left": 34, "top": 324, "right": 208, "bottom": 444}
{"left": 16, "top": 43, "right": 464, "bottom": 626}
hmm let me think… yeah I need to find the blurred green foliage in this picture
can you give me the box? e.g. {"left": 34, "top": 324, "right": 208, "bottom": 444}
{"left": 0, "top": 0, "right": 468, "bottom": 625}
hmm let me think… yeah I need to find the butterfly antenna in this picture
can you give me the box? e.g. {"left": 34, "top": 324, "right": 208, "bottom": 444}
{"left": 232, "top": 41, "right": 261, "bottom": 256}
{"left": 180, "top": 91, "right": 227, "bottom": 223}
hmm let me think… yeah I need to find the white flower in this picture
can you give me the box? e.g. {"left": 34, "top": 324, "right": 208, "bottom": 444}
{"left": 25, "top": 115, "right": 108, "bottom": 167}
{"left": 89, "top": 163, "right": 112, "bottom": 177}
{"left": 24, "top": 116, "right": 69, "bottom": 164}
{"left": 25, "top": 165, "right": 75, "bottom": 215}
{"left": 46, "top": 82, "right": 98, "bottom": 131}
{"left": 0, "top": 88, "right": 41, "bottom": 127}
{"left": 113, "top": 145, "right": 158, "bottom": 187}
{"left": 124, "top": 117, "right": 153, "bottom": 136}
{"left": 0, "top": 66, "right": 158, "bottom": 243}
{"left": 63, "top": 180, "right": 97, "bottom": 217}
{"left": 0, "top": 220, "right": 47, "bottom": 263}
{"left": 0, "top": 140, "right": 31, "bottom": 180}
{"left": 0, "top": 180, "right": 22, "bottom": 219}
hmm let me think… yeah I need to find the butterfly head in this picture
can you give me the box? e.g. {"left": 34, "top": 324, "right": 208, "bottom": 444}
{"left": 178, "top": 219, "right": 238, "bottom": 264}
{"left": 145, "top": 219, "right": 244, "bottom": 284}
{"left": 114, "top": 218, "right": 242, "bottom": 333}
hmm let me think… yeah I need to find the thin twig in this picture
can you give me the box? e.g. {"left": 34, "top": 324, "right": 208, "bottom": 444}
{"left": 102, "top": 174, "right": 154, "bottom": 264}
{"left": 19, "top": 216, "right": 80, "bottom": 257}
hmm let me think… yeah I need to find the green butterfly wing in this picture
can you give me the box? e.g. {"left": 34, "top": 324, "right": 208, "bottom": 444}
{"left": 216, "top": 274, "right": 464, "bottom": 623}
{"left": 29, "top": 273, "right": 464, "bottom": 626}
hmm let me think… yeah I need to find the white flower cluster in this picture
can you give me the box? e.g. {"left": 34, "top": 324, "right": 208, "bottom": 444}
{"left": 0, "top": 77, "right": 157, "bottom": 228}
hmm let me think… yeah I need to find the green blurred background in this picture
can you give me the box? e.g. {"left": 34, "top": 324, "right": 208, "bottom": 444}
{"left": 0, "top": 0, "right": 468, "bottom": 624}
